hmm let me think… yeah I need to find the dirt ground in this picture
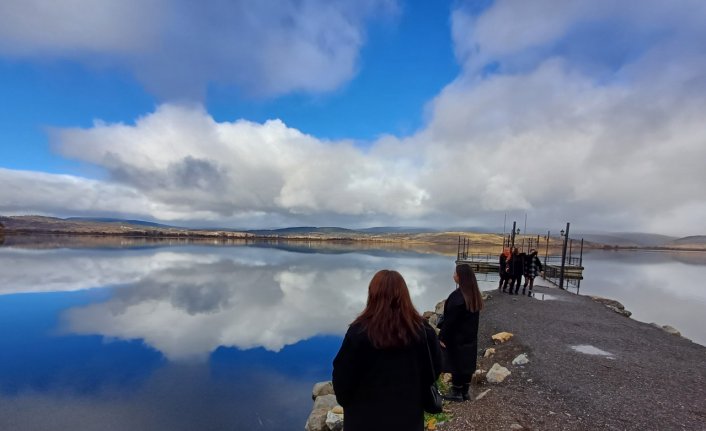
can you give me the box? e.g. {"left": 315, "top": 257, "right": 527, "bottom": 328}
{"left": 435, "top": 283, "right": 706, "bottom": 431}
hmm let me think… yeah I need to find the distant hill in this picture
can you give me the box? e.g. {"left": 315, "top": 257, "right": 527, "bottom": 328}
{"left": 578, "top": 232, "right": 678, "bottom": 247}
{"left": 0, "top": 215, "right": 251, "bottom": 239}
{"left": 667, "top": 236, "right": 706, "bottom": 248}
{"left": 246, "top": 226, "right": 358, "bottom": 235}
{"left": 65, "top": 217, "right": 179, "bottom": 229}
{"left": 246, "top": 226, "right": 437, "bottom": 235}
{"left": 359, "top": 227, "right": 438, "bottom": 234}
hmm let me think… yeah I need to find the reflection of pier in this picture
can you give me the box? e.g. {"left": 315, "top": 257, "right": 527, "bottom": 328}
{"left": 455, "top": 222, "right": 585, "bottom": 292}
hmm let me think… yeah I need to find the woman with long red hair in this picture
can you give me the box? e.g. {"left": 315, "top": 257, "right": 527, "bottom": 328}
{"left": 332, "top": 269, "right": 441, "bottom": 431}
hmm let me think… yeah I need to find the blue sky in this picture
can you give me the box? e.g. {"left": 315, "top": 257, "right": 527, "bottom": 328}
{"left": 0, "top": 0, "right": 705, "bottom": 235}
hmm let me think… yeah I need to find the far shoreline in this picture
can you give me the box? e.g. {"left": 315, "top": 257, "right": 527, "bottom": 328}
{"left": 3, "top": 230, "right": 706, "bottom": 253}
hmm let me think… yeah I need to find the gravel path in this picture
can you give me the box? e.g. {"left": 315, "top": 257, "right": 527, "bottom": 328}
{"left": 436, "top": 283, "right": 706, "bottom": 430}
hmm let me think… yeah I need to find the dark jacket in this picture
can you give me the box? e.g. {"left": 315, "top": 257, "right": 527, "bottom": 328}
{"left": 332, "top": 321, "right": 441, "bottom": 431}
{"left": 438, "top": 289, "right": 480, "bottom": 376}
{"left": 499, "top": 253, "right": 509, "bottom": 277}
{"left": 509, "top": 253, "right": 525, "bottom": 277}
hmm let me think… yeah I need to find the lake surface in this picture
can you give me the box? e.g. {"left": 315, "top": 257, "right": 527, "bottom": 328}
{"left": 0, "top": 241, "right": 704, "bottom": 430}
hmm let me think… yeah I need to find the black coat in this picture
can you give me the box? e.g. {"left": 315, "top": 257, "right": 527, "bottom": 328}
{"left": 438, "top": 289, "right": 480, "bottom": 376}
{"left": 332, "top": 321, "right": 441, "bottom": 431}
{"left": 509, "top": 253, "right": 525, "bottom": 277}
{"left": 499, "top": 253, "right": 509, "bottom": 277}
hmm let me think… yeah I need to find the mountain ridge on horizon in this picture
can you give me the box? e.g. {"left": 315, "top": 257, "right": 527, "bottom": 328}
{"left": 1, "top": 215, "right": 704, "bottom": 247}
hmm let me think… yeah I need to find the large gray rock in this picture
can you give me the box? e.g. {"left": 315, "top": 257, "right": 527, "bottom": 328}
{"left": 313, "top": 394, "right": 339, "bottom": 411}
{"left": 304, "top": 408, "right": 328, "bottom": 431}
{"left": 591, "top": 296, "right": 632, "bottom": 317}
{"left": 423, "top": 311, "right": 441, "bottom": 328}
{"left": 662, "top": 325, "right": 681, "bottom": 336}
{"left": 325, "top": 410, "right": 344, "bottom": 431}
{"left": 486, "top": 363, "right": 511, "bottom": 383}
{"left": 312, "top": 381, "right": 334, "bottom": 399}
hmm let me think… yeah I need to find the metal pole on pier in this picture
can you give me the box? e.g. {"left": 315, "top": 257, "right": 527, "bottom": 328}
{"left": 578, "top": 238, "right": 584, "bottom": 294}
{"left": 579, "top": 238, "right": 584, "bottom": 266}
{"left": 559, "top": 222, "right": 570, "bottom": 290}
{"left": 544, "top": 231, "right": 550, "bottom": 270}
{"left": 510, "top": 221, "right": 517, "bottom": 248}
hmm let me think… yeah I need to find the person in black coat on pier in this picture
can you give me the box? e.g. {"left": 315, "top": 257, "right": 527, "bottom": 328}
{"left": 498, "top": 248, "right": 511, "bottom": 292}
{"left": 332, "top": 270, "right": 441, "bottom": 431}
{"left": 508, "top": 247, "right": 525, "bottom": 295}
{"left": 438, "top": 263, "right": 484, "bottom": 401}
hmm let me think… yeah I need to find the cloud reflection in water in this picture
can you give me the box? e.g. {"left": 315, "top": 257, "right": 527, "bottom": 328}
{"left": 44, "top": 246, "right": 454, "bottom": 360}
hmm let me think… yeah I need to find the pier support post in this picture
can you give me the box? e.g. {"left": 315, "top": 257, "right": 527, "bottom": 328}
{"left": 544, "top": 230, "right": 550, "bottom": 271}
{"left": 559, "top": 222, "right": 570, "bottom": 290}
{"left": 510, "top": 221, "right": 517, "bottom": 248}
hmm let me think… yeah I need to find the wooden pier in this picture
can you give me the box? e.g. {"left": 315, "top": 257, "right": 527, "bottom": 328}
{"left": 456, "top": 241, "right": 585, "bottom": 291}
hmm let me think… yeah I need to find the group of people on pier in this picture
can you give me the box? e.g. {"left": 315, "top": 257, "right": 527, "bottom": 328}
{"left": 498, "top": 247, "right": 544, "bottom": 296}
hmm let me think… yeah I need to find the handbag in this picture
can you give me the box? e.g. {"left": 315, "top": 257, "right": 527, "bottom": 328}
{"left": 422, "top": 329, "right": 444, "bottom": 414}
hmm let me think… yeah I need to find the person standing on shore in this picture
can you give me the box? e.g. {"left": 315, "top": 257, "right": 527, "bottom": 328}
{"left": 523, "top": 249, "right": 543, "bottom": 296}
{"left": 438, "top": 264, "right": 484, "bottom": 402}
{"left": 498, "top": 248, "right": 511, "bottom": 292}
{"left": 508, "top": 247, "right": 525, "bottom": 295}
{"left": 332, "top": 270, "right": 441, "bottom": 431}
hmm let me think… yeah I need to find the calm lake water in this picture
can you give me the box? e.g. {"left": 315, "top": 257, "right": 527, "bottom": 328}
{"left": 1, "top": 241, "right": 704, "bottom": 431}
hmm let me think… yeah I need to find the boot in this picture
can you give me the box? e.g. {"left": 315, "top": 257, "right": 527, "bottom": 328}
{"left": 443, "top": 385, "right": 464, "bottom": 402}
{"left": 461, "top": 384, "right": 471, "bottom": 401}
{"left": 528, "top": 289, "right": 533, "bottom": 297}
{"left": 521, "top": 287, "right": 526, "bottom": 295}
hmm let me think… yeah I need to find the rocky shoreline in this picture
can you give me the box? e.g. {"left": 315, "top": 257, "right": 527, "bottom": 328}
{"left": 306, "top": 284, "right": 705, "bottom": 430}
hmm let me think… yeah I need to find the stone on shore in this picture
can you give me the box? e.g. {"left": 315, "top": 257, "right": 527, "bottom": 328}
{"left": 591, "top": 296, "right": 632, "bottom": 317}
{"left": 475, "top": 389, "right": 491, "bottom": 400}
{"left": 325, "top": 410, "right": 344, "bottom": 431}
{"left": 492, "top": 332, "right": 513, "bottom": 343}
{"left": 312, "top": 381, "right": 334, "bottom": 399}
{"left": 662, "top": 325, "right": 681, "bottom": 336}
{"left": 512, "top": 353, "right": 530, "bottom": 365}
{"left": 305, "top": 394, "right": 339, "bottom": 431}
{"left": 486, "top": 363, "right": 511, "bottom": 383}
{"left": 313, "top": 394, "right": 338, "bottom": 411}
{"left": 472, "top": 369, "right": 486, "bottom": 385}
{"left": 423, "top": 311, "right": 441, "bottom": 327}
{"left": 484, "top": 347, "right": 496, "bottom": 357}
{"left": 305, "top": 408, "right": 328, "bottom": 431}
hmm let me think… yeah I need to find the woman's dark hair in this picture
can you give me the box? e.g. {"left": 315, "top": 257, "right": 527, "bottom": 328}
{"left": 352, "top": 269, "right": 424, "bottom": 349}
{"left": 455, "top": 264, "right": 484, "bottom": 312}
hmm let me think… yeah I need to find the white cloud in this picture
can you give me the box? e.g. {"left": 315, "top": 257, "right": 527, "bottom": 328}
{"left": 0, "top": 0, "right": 396, "bottom": 98}
{"left": 41, "top": 104, "right": 428, "bottom": 222}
